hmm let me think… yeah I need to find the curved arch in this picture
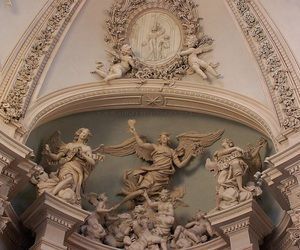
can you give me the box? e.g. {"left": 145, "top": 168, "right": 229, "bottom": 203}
{"left": 23, "top": 80, "right": 281, "bottom": 149}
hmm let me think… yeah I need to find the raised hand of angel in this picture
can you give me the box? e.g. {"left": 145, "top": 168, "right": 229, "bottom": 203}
{"left": 128, "top": 119, "right": 136, "bottom": 134}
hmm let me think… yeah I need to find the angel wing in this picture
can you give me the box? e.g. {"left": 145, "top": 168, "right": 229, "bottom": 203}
{"left": 39, "top": 131, "right": 66, "bottom": 166}
{"left": 176, "top": 129, "right": 224, "bottom": 160}
{"left": 244, "top": 137, "right": 267, "bottom": 176}
{"left": 47, "top": 131, "right": 65, "bottom": 153}
{"left": 101, "top": 136, "right": 152, "bottom": 162}
{"left": 105, "top": 49, "right": 120, "bottom": 61}
{"left": 170, "top": 186, "right": 189, "bottom": 208}
{"left": 83, "top": 192, "right": 99, "bottom": 206}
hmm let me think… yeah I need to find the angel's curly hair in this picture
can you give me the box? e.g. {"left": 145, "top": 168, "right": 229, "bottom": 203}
{"left": 73, "top": 128, "right": 92, "bottom": 144}
{"left": 222, "top": 138, "right": 234, "bottom": 147}
{"left": 157, "top": 132, "right": 171, "bottom": 145}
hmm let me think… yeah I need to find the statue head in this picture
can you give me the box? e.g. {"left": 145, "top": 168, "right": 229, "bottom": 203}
{"left": 73, "top": 128, "right": 92, "bottom": 144}
{"left": 98, "top": 193, "right": 108, "bottom": 202}
{"left": 185, "top": 35, "right": 198, "bottom": 48}
{"left": 158, "top": 132, "right": 170, "bottom": 145}
{"left": 132, "top": 205, "right": 146, "bottom": 219}
{"left": 195, "top": 210, "right": 206, "bottom": 220}
{"left": 151, "top": 22, "right": 160, "bottom": 32}
{"left": 159, "top": 189, "right": 170, "bottom": 202}
{"left": 222, "top": 138, "right": 234, "bottom": 148}
{"left": 121, "top": 44, "right": 132, "bottom": 55}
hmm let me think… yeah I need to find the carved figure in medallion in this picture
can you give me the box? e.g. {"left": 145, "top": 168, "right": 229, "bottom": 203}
{"left": 180, "top": 35, "right": 221, "bottom": 79}
{"left": 102, "top": 119, "right": 223, "bottom": 207}
{"left": 92, "top": 44, "right": 135, "bottom": 82}
{"left": 37, "top": 129, "right": 104, "bottom": 205}
{"left": 142, "top": 22, "right": 166, "bottom": 61}
{"left": 205, "top": 137, "right": 267, "bottom": 210}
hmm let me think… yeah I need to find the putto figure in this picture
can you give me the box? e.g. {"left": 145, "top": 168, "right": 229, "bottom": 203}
{"left": 91, "top": 44, "right": 135, "bottom": 82}
{"left": 32, "top": 129, "right": 104, "bottom": 205}
{"left": 180, "top": 35, "right": 221, "bottom": 79}
{"left": 171, "top": 210, "right": 215, "bottom": 248}
{"left": 102, "top": 119, "right": 223, "bottom": 207}
{"left": 205, "top": 137, "right": 267, "bottom": 210}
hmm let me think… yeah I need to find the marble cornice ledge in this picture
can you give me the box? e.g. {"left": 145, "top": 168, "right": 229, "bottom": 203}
{"left": 262, "top": 141, "right": 300, "bottom": 210}
{"left": 23, "top": 80, "right": 280, "bottom": 147}
{"left": 0, "top": 129, "right": 36, "bottom": 199}
{"left": 21, "top": 192, "right": 90, "bottom": 250}
{"left": 21, "top": 192, "right": 89, "bottom": 230}
{"left": 207, "top": 199, "right": 273, "bottom": 250}
{"left": 67, "top": 232, "right": 228, "bottom": 250}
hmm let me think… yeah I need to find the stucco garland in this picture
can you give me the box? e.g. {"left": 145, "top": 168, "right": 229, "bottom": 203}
{"left": 226, "top": 0, "right": 300, "bottom": 131}
{"left": 0, "top": 0, "right": 85, "bottom": 124}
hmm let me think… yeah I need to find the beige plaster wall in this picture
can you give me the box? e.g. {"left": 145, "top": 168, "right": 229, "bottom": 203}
{"left": 260, "top": 0, "right": 300, "bottom": 64}
{"left": 36, "top": 0, "right": 271, "bottom": 107}
{"left": 0, "top": 0, "right": 48, "bottom": 69}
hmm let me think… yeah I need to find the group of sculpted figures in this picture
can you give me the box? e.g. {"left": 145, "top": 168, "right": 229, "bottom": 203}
{"left": 91, "top": 34, "right": 221, "bottom": 82}
{"left": 31, "top": 119, "right": 267, "bottom": 249}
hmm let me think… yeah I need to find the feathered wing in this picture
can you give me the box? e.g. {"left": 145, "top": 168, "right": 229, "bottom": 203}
{"left": 40, "top": 131, "right": 66, "bottom": 166}
{"left": 176, "top": 129, "right": 224, "bottom": 160}
{"left": 170, "top": 186, "right": 189, "bottom": 208}
{"left": 101, "top": 136, "right": 153, "bottom": 161}
{"left": 244, "top": 137, "right": 268, "bottom": 177}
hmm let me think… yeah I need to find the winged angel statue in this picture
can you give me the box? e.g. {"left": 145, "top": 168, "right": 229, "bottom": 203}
{"left": 102, "top": 119, "right": 224, "bottom": 207}
{"left": 31, "top": 128, "right": 104, "bottom": 205}
{"left": 205, "top": 137, "right": 267, "bottom": 210}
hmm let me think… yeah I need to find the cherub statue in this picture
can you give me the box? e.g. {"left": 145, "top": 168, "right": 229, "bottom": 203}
{"left": 91, "top": 44, "right": 135, "bottom": 82}
{"left": 143, "top": 189, "right": 175, "bottom": 250}
{"left": 102, "top": 119, "right": 223, "bottom": 207}
{"left": 81, "top": 193, "right": 112, "bottom": 241}
{"left": 30, "top": 165, "right": 59, "bottom": 196}
{"left": 205, "top": 137, "right": 267, "bottom": 210}
{"left": 104, "top": 212, "right": 133, "bottom": 248}
{"left": 124, "top": 204, "right": 165, "bottom": 250}
{"left": 171, "top": 210, "right": 215, "bottom": 248}
{"left": 179, "top": 35, "right": 221, "bottom": 79}
{"left": 41, "top": 129, "right": 104, "bottom": 205}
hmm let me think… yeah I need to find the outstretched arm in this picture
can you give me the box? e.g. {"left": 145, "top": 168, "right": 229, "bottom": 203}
{"left": 129, "top": 127, "right": 154, "bottom": 151}
{"left": 143, "top": 191, "right": 158, "bottom": 208}
{"left": 179, "top": 48, "right": 195, "bottom": 56}
{"left": 173, "top": 152, "right": 194, "bottom": 168}
{"left": 44, "top": 144, "right": 65, "bottom": 160}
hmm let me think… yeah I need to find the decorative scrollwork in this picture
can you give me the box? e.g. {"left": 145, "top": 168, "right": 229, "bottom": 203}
{"left": 97, "top": 0, "right": 216, "bottom": 81}
{"left": 230, "top": 0, "right": 300, "bottom": 130}
{"left": 0, "top": 0, "right": 78, "bottom": 123}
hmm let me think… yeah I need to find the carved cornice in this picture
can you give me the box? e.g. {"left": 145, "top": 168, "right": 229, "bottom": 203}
{"left": 21, "top": 192, "right": 89, "bottom": 232}
{"left": 23, "top": 80, "right": 280, "bottom": 147}
{"left": 21, "top": 192, "right": 89, "bottom": 250}
{"left": 221, "top": 218, "right": 250, "bottom": 234}
{"left": 226, "top": 0, "right": 300, "bottom": 132}
{"left": 67, "top": 233, "right": 228, "bottom": 250}
{"left": 0, "top": 0, "right": 85, "bottom": 124}
{"left": 208, "top": 199, "right": 273, "bottom": 243}
{"left": 46, "top": 213, "right": 73, "bottom": 229}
